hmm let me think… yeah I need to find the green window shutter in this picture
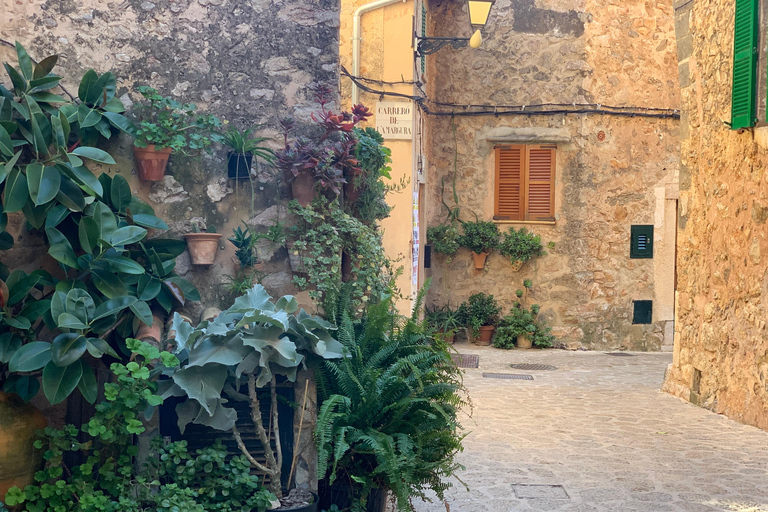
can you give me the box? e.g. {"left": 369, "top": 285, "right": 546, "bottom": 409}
{"left": 421, "top": 4, "right": 427, "bottom": 75}
{"left": 630, "top": 225, "right": 654, "bottom": 259}
{"left": 731, "top": 0, "right": 758, "bottom": 129}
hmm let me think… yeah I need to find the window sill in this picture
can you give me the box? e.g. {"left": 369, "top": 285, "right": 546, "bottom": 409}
{"left": 493, "top": 219, "right": 556, "bottom": 226}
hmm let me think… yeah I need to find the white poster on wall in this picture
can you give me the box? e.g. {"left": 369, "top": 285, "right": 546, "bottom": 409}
{"left": 376, "top": 101, "right": 414, "bottom": 140}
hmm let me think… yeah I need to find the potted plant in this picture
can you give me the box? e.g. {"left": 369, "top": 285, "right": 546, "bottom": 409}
{"left": 498, "top": 227, "right": 547, "bottom": 271}
{"left": 459, "top": 219, "right": 500, "bottom": 269}
{"left": 495, "top": 280, "right": 554, "bottom": 349}
{"left": 217, "top": 125, "right": 275, "bottom": 180}
{"left": 425, "top": 304, "right": 462, "bottom": 344}
{"left": 347, "top": 127, "right": 392, "bottom": 208}
{"left": 457, "top": 292, "right": 501, "bottom": 345}
{"left": 160, "top": 285, "right": 344, "bottom": 510}
{"left": 224, "top": 224, "right": 265, "bottom": 295}
{"left": 275, "top": 87, "right": 372, "bottom": 206}
{"left": 427, "top": 222, "right": 461, "bottom": 262}
{"left": 184, "top": 222, "right": 221, "bottom": 265}
{"left": 132, "top": 86, "right": 221, "bottom": 182}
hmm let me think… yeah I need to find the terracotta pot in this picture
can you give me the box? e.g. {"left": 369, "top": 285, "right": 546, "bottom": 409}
{"left": 184, "top": 233, "right": 222, "bottom": 265}
{"left": 0, "top": 392, "right": 47, "bottom": 499}
{"left": 510, "top": 259, "right": 524, "bottom": 272}
{"left": 136, "top": 312, "right": 165, "bottom": 344}
{"left": 134, "top": 145, "right": 172, "bottom": 182}
{"left": 443, "top": 332, "right": 456, "bottom": 344}
{"left": 344, "top": 168, "right": 364, "bottom": 204}
{"left": 475, "top": 325, "right": 495, "bottom": 345}
{"left": 516, "top": 333, "right": 533, "bottom": 349}
{"left": 471, "top": 251, "right": 489, "bottom": 270}
{"left": 291, "top": 173, "right": 317, "bottom": 207}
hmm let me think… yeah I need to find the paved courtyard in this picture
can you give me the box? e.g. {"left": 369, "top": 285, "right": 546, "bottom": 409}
{"left": 413, "top": 345, "right": 768, "bottom": 512}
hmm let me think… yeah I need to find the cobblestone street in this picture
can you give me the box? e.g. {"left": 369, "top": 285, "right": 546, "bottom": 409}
{"left": 413, "top": 346, "right": 768, "bottom": 512}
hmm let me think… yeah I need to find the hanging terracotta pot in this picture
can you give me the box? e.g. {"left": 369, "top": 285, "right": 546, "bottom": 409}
{"left": 471, "top": 251, "right": 489, "bottom": 270}
{"left": 133, "top": 145, "right": 172, "bottom": 182}
{"left": 516, "top": 333, "right": 533, "bottom": 349}
{"left": 510, "top": 260, "right": 524, "bottom": 272}
{"left": 475, "top": 326, "right": 495, "bottom": 345}
{"left": 184, "top": 233, "right": 222, "bottom": 265}
{"left": 0, "top": 392, "right": 47, "bottom": 499}
{"left": 344, "top": 168, "right": 364, "bottom": 204}
{"left": 291, "top": 173, "right": 317, "bottom": 207}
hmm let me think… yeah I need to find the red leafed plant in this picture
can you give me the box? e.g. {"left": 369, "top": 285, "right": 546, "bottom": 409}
{"left": 275, "top": 86, "right": 372, "bottom": 195}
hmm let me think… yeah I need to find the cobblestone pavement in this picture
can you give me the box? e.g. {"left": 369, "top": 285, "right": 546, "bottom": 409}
{"left": 412, "top": 345, "right": 768, "bottom": 512}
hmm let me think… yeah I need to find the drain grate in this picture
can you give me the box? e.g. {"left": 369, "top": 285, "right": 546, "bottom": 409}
{"left": 510, "top": 363, "right": 557, "bottom": 371}
{"left": 513, "top": 484, "right": 570, "bottom": 500}
{"left": 482, "top": 373, "right": 533, "bottom": 380}
{"left": 605, "top": 352, "right": 636, "bottom": 357}
{"left": 451, "top": 354, "right": 479, "bottom": 368}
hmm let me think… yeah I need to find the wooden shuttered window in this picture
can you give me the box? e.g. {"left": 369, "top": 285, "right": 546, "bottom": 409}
{"left": 494, "top": 145, "right": 555, "bottom": 222}
{"left": 731, "top": 0, "right": 759, "bottom": 129}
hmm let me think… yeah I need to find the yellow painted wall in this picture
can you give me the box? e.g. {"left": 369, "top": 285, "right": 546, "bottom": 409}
{"left": 340, "top": 0, "right": 418, "bottom": 314}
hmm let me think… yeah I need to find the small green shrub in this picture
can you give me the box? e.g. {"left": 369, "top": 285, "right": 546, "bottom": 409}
{"left": 498, "top": 227, "right": 545, "bottom": 263}
{"left": 427, "top": 223, "right": 462, "bottom": 256}
{"left": 459, "top": 220, "right": 500, "bottom": 254}
{"left": 493, "top": 281, "right": 554, "bottom": 349}
{"left": 457, "top": 293, "right": 501, "bottom": 337}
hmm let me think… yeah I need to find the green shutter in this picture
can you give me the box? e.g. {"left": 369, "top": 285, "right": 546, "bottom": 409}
{"left": 630, "top": 225, "right": 654, "bottom": 259}
{"left": 421, "top": 4, "right": 427, "bottom": 75}
{"left": 731, "top": 0, "right": 758, "bottom": 129}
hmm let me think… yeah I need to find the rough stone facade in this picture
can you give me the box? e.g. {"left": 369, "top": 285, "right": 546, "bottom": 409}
{"left": 662, "top": 0, "right": 768, "bottom": 431}
{"left": 1, "top": 0, "right": 341, "bottom": 490}
{"left": 424, "top": 0, "right": 681, "bottom": 350}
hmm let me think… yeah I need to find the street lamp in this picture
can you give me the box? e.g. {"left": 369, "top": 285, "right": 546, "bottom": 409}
{"left": 415, "top": 0, "right": 495, "bottom": 57}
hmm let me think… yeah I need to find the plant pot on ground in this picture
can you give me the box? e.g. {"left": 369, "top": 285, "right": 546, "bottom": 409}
{"left": 458, "top": 293, "right": 501, "bottom": 347}
{"left": 493, "top": 280, "right": 555, "bottom": 350}
{"left": 425, "top": 304, "right": 462, "bottom": 345}
{"left": 460, "top": 219, "right": 500, "bottom": 270}
{"left": 516, "top": 332, "right": 533, "bottom": 349}
{"left": 184, "top": 223, "right": 221, "bottom": 265}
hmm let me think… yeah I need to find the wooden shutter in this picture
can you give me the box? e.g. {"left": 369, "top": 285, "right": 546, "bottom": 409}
{"left": 495, "top": 146, "right": 523, "bottom": 220}
{"left": 524, "top": 146, "right": 555, "bottom": 221}
{"left": 731, "top": 0, "right": 758, "bottom": 129}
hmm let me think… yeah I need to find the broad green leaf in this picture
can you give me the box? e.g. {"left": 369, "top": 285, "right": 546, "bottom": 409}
{"left": 59, "top": 110, "right": 70, "bottom": 141}
{"left": 3, "top": 63, "right": 26, "bottom": 94}
{"left": 103, "top": 96, "right": 125, "bottom": 113}
{"left": 91, "top": 269, "right": 127, "bottom": 299}
{"left": 142, "top": 239, "right": 186, "bottom": 258}
{"left": 111, "top": 174, "right": 131, "bottom": 212}
{"left": 15, "top": 42, "right": 33, "bottom": 80}
{"left": 21, "top": 202, "right": 50, "bottom": 229}
{"left": 0, "top": 150, "right": 22, "bottom": 185}
{"left": 33, "top": 55, "right": 58, "bottom": 79}
{"left": 29, "top": 92, "right": 66, "bottom": 104}
{"left": 86, "top": 337, "right": 118, "bottom": 358}
{"left": 165, "top": 277, "right": 200, "bottom": 302}
{"left": 0, "top": 332, "right": 22, "bottom": 363}
{"left": 78, "top": 70, "right": 99, "bottom": 102}
{"left": 137, "top": 275, "right": 161, "bottom": 301}
{"left": 42, "top": 360, "right": 83, "bottom": 404}
{"left": 4, "top": 167, "right": 29, "bottom": 212}
{"left": 71, "top": 146, "right": 115, "bottom": 165}
{"left": 56, "top": 312, "right": 89, "bottom": 331}
{"left": 78, "top": 217, "right": 99, "bottom": 255}
{"left": 55, "top": 176, "right": 86, "bottom": 212}
{"left": 110, "top": 226, "right": 147, "bottom": 247}
{"left": 164, "top": 279, "right": 185, "bottom": 305}
{"left": 92, "top": 296, "right": 136, "bottom": 321}
{"left": 94, "top": 117, "right": 111, "bottom": 139}
{"left": 27, "top": 163, "right": 61, "bottom": 206}
{"left": 105, "top": 255, "right": 145, "bottom": 274}
{"left": 28, "top": 75, "right": 61, "bottom": 93}
{"left": 102, "top": 111, "right": 134, "bottom": 133}
{"left": 9, "top": 341, "right": 52, "bottom": 371}
{"left": 77, "top": 103, "right": 101, "bottom": 128}
{"left": 50, "top": 111, "right": 66, "bottom": 148}
{"left": 67, "top": 165, "right": 103, "bottom": 197}
{"left": 46, "top": 227, "right": 78, "bottom": 268}
{"left": 27, "top": 106, "right": 50, "bottom": 158}
{"left": 5, "top": 316, "right": 31, "bottom": 329}
{"left": 92, "top": 202, "right": 117, "bottom": 240}
{"left": 170, "top": 365, "right": 228, "bottom": 415}
{"left": 88, "top": 71, "right": 115, "bottom": 106}
{"left": 77, "top": 363, "right": 98, "bottom": 404}
{"left": 8, "top": 271, "right": 41, "bottom": 306}
{"left": 11, "top": 374, "right": 39, "bottom": 402}
{"left": 0, "top": 124, "right": 12, "bottom": 156}
{"left": 19, "top": 299, "right": 51, "bottom": 323}
{"left": 187, "top": 336, "right": 251, "bottom": 368}
{"left": 129, "top": 300, "right": 153, "bottom": 326}
{"left": 65, "top": 288, "right": 95, "bottom": 322}
{"left": 131, "top": 213, "right": 168, "bottom": 230}
{"left": 45, "top": 204, "right": 70, "bottom": 228}
{"left": 51, "top": 333, "right": 87, "bottom": 366}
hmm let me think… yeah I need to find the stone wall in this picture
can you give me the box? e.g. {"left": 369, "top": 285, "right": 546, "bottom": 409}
{"left": 662, "top": 0, "right": 768, "bottom": 431}
{"left": 423, "top": 0, "right": 680, "bottom": 350}
{"left": 1, "top": 0, "right": 341, "bottom": 489}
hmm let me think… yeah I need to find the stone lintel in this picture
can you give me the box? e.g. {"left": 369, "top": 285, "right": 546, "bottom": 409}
{"left": 484, "top": 127, "right": 571, "bottom": 144}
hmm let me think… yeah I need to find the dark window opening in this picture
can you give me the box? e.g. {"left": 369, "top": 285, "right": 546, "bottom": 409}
{"left": 632, "top": 300, "right": 653, "bottom": 324}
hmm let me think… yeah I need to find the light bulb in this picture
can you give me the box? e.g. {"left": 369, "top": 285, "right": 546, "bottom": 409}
{"left": 469, "top": 29, "right": 482, "bottom": 48}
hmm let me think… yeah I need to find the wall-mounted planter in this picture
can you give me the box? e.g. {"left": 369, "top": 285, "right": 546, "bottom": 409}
{"left": 184, "top": 233, "right": 222, "bottom": 265}
{"left": 135, "top": 311, "right": 165, "bottom": 344}
{"left": 475, "top": 325, "right": 495, "bottom": 345}
{"left": 134, "top": 145, "right": 172, "bottom": 182}
{"left": 516, "top": 333, "right": 533, "bottom": 349}
{"left": 291, "top": 173, "right": 317, "bottom": 207}
{"left": 510, "top": 259, "right": 524, "bottom": 272}
{"left": 286, "top": 242, "right": 307, "bottom": 274}
{"left": 227, "top": 152, "right": 253, "bottom": 180}
{"left": 471, "top": 251, "right": 489, "bottom": 270}
{"left": 344, "top": 168, "right": 364, "bottom": 204}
